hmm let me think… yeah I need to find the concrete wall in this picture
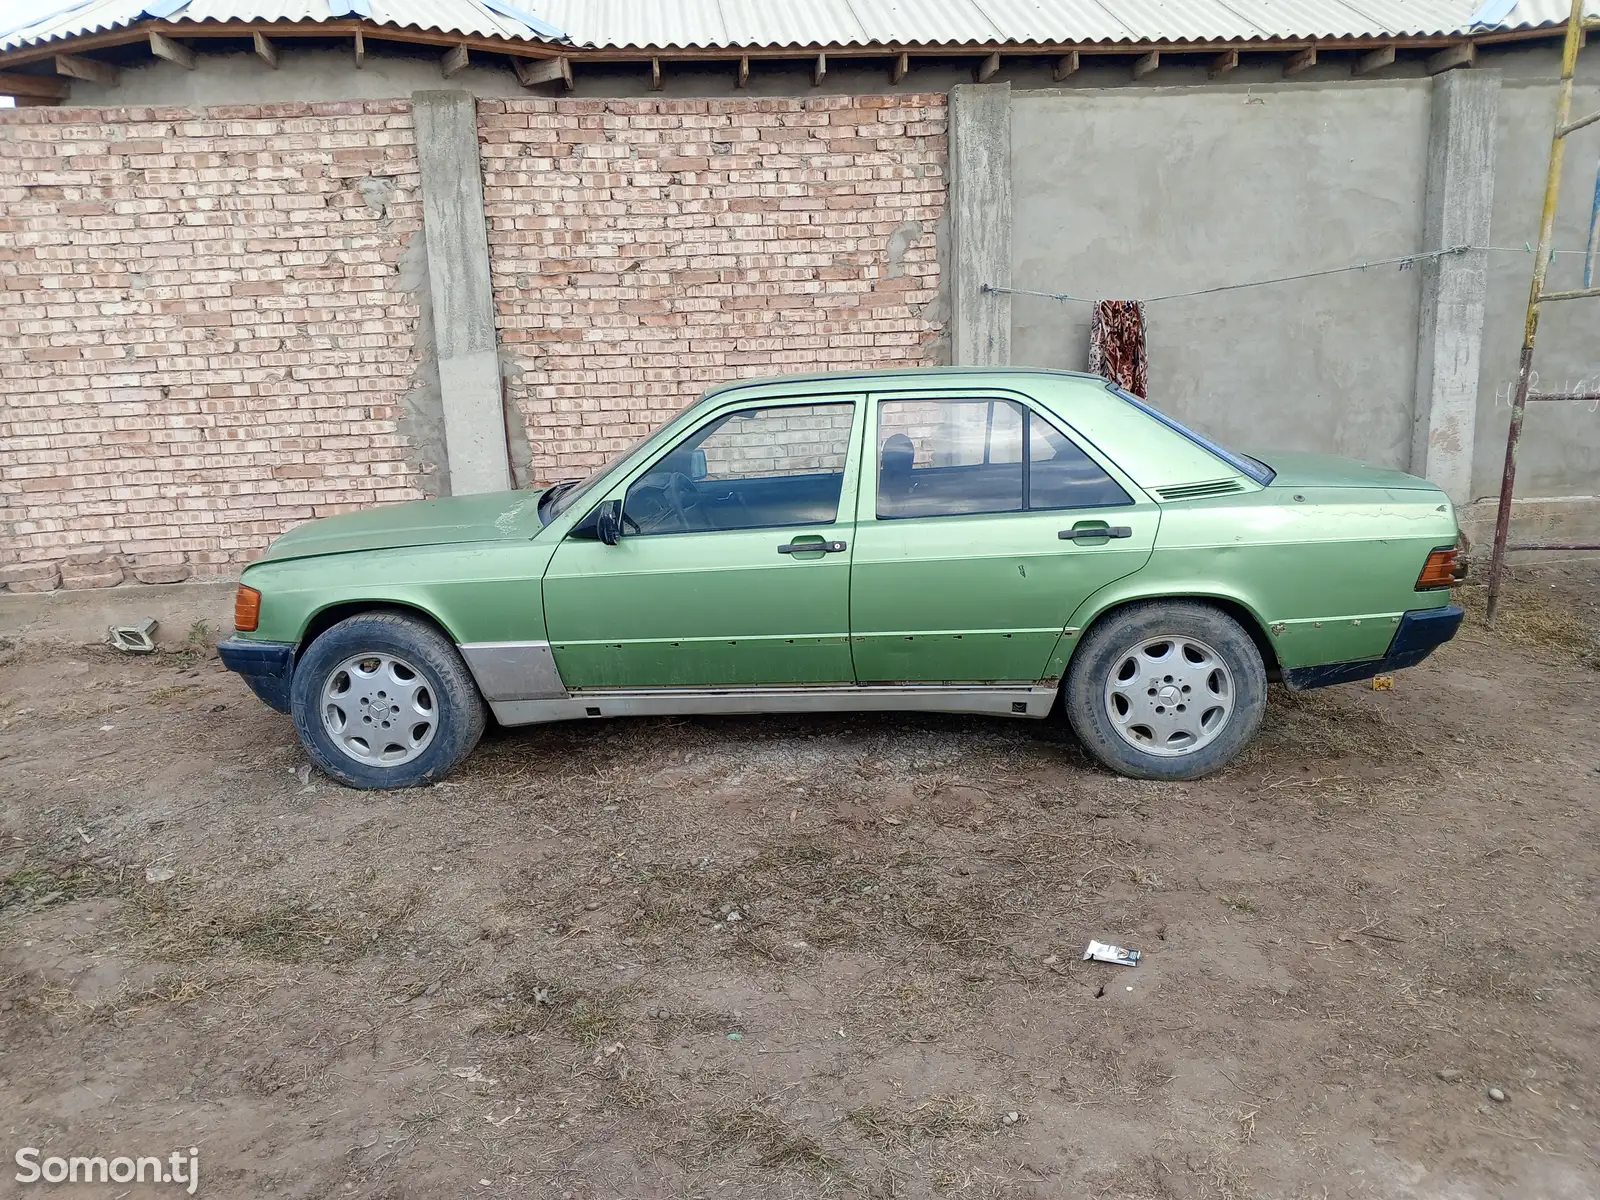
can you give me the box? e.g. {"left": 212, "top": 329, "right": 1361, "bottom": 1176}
{"left": 1010, "top": 80, "right": 1432, "bottom": 469}
{"left": 1473, "top": 53, "right": 1600, "bottom": 501}
{"left": 61, "top": 44, "right": 1467, "bottom": 110}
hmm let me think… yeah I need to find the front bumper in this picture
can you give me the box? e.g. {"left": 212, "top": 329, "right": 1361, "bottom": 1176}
{"left": 217, "top": 637, "right": 296, "bottom": 713}
{"left": 1282, "top": 604, "right": 1464, "bottom": 690}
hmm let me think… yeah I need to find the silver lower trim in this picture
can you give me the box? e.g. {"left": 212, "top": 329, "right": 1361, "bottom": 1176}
{"left": 459, "top": 640, "right": 567, "bottom": 702}
{"left": 488, "top": 684, "right": 1058, "bottom": 727}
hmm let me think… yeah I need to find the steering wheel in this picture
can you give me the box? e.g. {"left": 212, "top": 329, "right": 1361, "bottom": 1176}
{"left": 624, "top": 471, "right": 706, "bottom": 534}
{"left": 663, "top": 472, "right": 709, "bottom": 531}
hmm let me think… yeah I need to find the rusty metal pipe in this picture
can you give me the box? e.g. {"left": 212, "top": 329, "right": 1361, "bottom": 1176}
{"left": 1485, "top": 0, "right": 1588, "bottom": 627}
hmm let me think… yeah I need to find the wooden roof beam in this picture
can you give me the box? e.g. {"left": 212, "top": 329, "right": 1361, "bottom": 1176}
{"left": 812, "top": 51, "right": 826, "bottom": 86}
{"left": 1283, "top": 46, "right": 1317, "bottom": 75}
{"left": 975, "top": 50, "right": 999, "bottom": 82}
{"left": 513, "top": 54, "right": 571, "bottom": 89}
{"left": 1208, "top": 48, "right": 1238, "bottom": 77}
{"left": 253, "top": 31, "right": 278, "bottom": 68}
{"left": 1353, "top": 44, "right": 1395, "bottom": 75}
{"left": 53, "top": 52, "right": 117, "bottom": 86}
{"left": 0, "top": 71, "right": 69, "bottom": 99}
{"left": 1132, "top": 50, "right": 1159, "bottom": 79}
{"left": 441, "top": 42, "right": 468, "bottom": 77}
{"left": 891, "top": 51, "right": 908, "bottom": 83}
{"left": 354, "top": 28, "right": 365, "bottom": 68}
{"left": 1052, "top": 50, "right": 1078, "bottom": 80}
{"left": 736, "top": 54, "right": 749, "bottom": 87}
{"left": 148, "top": 31, "right": 195, "bottom": 69}
{"left": 650, "top": 56, "right": 661, "bottom": 90}
{"left": 1427, "top": 42, "right": 1475, "bottom": 73}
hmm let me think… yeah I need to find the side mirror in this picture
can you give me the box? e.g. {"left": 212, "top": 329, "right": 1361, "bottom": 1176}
{"left": 689, "top": 448, "right": 708, "bottom": 481}
{"left": 595, "top": 499, "right": 623, "bottom": 546}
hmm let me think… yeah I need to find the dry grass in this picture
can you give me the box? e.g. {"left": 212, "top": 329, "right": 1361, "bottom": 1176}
{"left": 124, "top": 881, "right": 426, "bottom": 965}
{"left": 489, "top": 968, "right": 631, "bottom": 1050}
{"left": 844, "top": 1095, "right": 993, "bottom": 1148}
{"left": 700, "top": 1103, "right": 841, "bottom": 1174}
{"left": 1456, "top": 579, "right": 1600, "bottom": 659}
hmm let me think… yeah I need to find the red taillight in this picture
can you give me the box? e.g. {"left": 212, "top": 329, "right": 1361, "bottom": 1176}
{"left": 235, "top": 585, "right": 261, "bottom": 632}
{"left": 1416, "top": 547, "right": 1463, "bottom": 590}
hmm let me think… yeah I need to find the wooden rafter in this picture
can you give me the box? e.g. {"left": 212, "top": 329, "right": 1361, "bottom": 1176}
{"left": 0, "top": 71, "right": 69, "bottom": 98}
{"left": 53, "top": 53, "right": 117, "bottom": 86}
{"left": 1051, "top": 51, "right": 1078, "bottom": 80}
{"left": 513, "top": 54, "right": 571, "bottom": 89}
{"left": 1208, "top": 48, "right": 1238, "bottom": 77}
{"left": 148, "top": 31, "right": 196, "bottom": 69}
{"left": 812, "top": 52, "right": 826, "bottom": 86}
{"left": 1283, "top": 46, "right": 1317, "bottom": 75}
{"left": 1353, "top": 44, "right": 1396, "bottom": 75}
{"left": 891, "top": 51, "right": 908, "bottom": 83}
{"left": 650, "top": 56, "right": 661, "bottom": 89}
{"left": 975, "top": 50, "right": 999, "bottom": 81}
{"left": 253, "top": 31, "right": 278, "bottom": 67}
{"left": 1132, "top": 50, "right": 1159, "bottom": 79}
{"left": 737, "top": 54, "right": 749, "bottom": 86}
{"left": 1427, "top": 42, "right": 1476, "bottom": 73}
{"left": 441, "top": 42, "right": 468, "bottom": 77}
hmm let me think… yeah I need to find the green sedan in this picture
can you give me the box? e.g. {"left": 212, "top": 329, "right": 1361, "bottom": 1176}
{"left": 219, "top": 368, "right": 1464, "bottom": 789}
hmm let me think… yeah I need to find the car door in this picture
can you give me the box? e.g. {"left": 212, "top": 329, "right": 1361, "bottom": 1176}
{"left": 849, "top": 390, "right": 1159, "bottom": 684}
{"left": 542, "top": 397, "right": 865, "bottom": 690}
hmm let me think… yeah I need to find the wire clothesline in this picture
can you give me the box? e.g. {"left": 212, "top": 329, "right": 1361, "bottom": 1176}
{"left": 984, "top": 243, "right": 1596, "bottom": 306}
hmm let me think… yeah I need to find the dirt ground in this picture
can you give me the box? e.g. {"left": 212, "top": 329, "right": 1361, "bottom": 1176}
{"left": 1, "top": 565, "right": 1597, "bottom": 1200}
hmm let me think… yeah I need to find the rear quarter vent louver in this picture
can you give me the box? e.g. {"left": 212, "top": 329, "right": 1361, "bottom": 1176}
{"left": 1154, "top": 480, "right": 1247, "bottom": 501}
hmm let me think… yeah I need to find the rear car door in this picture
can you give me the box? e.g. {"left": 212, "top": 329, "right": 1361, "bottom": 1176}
{"left": 542, "top": 397, "right": 864, "bottom": 689}
{"left": 849, "top": 390, "right": 1158, "bottom": 684}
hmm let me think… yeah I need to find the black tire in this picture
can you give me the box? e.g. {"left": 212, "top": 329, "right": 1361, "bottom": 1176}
{"left": 290, "top": 611, "right": 487, "bottom": 789}
{"left": 1065, "top": 601, "right": 1267, "bottom": 781}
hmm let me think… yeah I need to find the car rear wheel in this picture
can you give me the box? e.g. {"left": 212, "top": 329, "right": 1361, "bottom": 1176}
{"left": 290, "top": 611, "right": 487, "bottom": 789}
{"left": 1065, "top": 601, "right": 1267, "bottom": 780}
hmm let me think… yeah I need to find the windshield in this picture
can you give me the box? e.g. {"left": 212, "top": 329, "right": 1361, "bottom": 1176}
{"left": 539, "top": 392, "right": 719, "bottom": 525}
{"left": 1106, "top": 384, "right": 1276, "bottom": 485}
{"left": 538, "top": 432, "right": 652, "bottom": 525}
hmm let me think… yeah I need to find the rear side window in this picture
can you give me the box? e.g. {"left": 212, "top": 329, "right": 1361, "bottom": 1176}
{"left": 876, "top": 398, "right": 1132, "bottom": 519}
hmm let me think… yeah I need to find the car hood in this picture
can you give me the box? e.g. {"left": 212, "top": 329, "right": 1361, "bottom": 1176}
{"left": 1252, "top": 451, "right": 1440, "bottom": 492}
{"left": 259, "top": 489, "right": 548, "bottom": 563}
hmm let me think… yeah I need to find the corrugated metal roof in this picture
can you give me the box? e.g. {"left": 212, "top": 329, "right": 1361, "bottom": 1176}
{"left": 0, "top": 0, "right": 559, "bottom": 50}
{"left": 3, "top": 0, "right": 1597, "bottom": 53}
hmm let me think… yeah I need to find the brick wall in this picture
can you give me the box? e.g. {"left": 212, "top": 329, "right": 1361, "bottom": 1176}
{"left": 479, "top": 95, "right": 947, "bottom": 481}
{"left": 0, "top": 100, "right": 426, "bottom": 591}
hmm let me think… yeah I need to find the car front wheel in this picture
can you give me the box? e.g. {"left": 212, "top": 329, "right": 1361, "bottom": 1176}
{"left": 1065, "top": 601, "right": 1267, "bottom": 781}
{"left": 290, "top": 611, "right": 487, "bottom": 789}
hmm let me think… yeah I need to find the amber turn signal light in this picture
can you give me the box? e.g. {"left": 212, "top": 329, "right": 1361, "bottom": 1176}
{"left": 235, "top": 584, "right": 262, "bottom": 632}
{"left": 1415, "top": 547, "right": 1462, "bottom": 590}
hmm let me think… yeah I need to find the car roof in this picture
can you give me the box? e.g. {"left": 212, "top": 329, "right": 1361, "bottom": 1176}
{"left": 704, "top": 367, "right": 1108, "bottom": 399}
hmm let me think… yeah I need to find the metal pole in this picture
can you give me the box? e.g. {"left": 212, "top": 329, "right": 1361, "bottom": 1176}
{"left": 1485, "top": 0, "right": 1587, "bottom": 626}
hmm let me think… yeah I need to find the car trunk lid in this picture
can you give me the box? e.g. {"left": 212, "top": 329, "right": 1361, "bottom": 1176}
{"left": 1252, "top": 451, "right": 1440, "bottom": 492}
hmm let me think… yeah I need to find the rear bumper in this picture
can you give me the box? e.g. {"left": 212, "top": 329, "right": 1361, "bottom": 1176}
{"left": 1282, "top": 604, "right": 1463, "bottom": 690}
{"left": 217, "top": 637, "right": 295, "bottom": 713}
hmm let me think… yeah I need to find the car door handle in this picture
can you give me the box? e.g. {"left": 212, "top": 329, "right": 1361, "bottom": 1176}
{"left": 1058, "top": 526, "right": 1133, "bottom": 541}
{"left": 778, "top": 539, "right": 848, "bottom": 554}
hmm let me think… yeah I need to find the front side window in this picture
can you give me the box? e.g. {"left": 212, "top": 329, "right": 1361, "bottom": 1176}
{"left": 623, "top": 402, "right": 855, "bottom": 535}
{"left": 877, "top": 398, "right": 1132, "bottom": 519}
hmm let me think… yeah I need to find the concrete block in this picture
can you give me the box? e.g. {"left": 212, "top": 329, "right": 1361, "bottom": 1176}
{"left": 60, "top": 561, "right": 126, "bottom": 589}
{"left": 413, "top": 89, "right": 513, "bottom": 496}
{"left": 4, "top": 565, "right": 62, "bottom": 594}
{"left": 131, "top": 563, "right": 194, "bottom": 585}
{"left": 1413, "top": 70, "right": 1500, "bottom": 505}
{"left": 949, "top": 83, "right": 1012, "bottom": 366}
